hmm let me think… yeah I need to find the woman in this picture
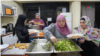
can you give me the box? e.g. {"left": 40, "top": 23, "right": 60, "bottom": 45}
{"left": 13, "top": 14, "right": 35, "bottom": 43}
{"left": 74, "top": 16, "right": 100, "bottom": 56}
{"left": 28, "top": 13, "right": 45, "bottom": 30}
{"left": 43, "top": 15, "right": 71, "bottom": 43}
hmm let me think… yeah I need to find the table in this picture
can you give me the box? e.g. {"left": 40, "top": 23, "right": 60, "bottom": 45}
{"left": 29, "top": 35, "right": 44, "bottom": 38}
{"left": 29, "top": 31, "right": 44, "bottom": 38}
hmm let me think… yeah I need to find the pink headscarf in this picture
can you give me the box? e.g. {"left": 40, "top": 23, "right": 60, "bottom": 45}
{"left": 55, "top": 15, "right": 71, "bottom": 35}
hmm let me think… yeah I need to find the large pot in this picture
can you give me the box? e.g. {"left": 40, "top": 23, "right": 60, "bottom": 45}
{"left": 31, "top": 25, "right": 40, "bottom": 30}
{"left": 29, "top": 24, "right": 40, "bottom": 30}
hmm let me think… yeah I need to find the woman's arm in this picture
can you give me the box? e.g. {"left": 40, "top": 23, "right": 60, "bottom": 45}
{"left": 77, "top": 38, "right": 97, "bottom": 48}
{"left": 16, "top": 30, "right": 29, "bottom": 40}
{"left": 43, "top": 23, "right": 55, "bottom": 40}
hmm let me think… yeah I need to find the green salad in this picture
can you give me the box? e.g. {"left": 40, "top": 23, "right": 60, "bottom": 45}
{"left": 54, "top": 40, "right": 76, "bottom": 51}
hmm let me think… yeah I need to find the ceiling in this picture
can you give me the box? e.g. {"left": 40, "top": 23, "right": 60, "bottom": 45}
{"left": 14, "top": 0, "right": 73, "bottom": 3}
{"left": 14, "top": 0, "right": 100, "bottom": 3}
{"left": 1, "top": 0, "right": 100, "bottom": 3}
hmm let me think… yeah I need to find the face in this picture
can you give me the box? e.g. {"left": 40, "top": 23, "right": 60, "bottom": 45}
{"left": 24, "top": 19, "right": 27, "bottom": 25}
{"left": 80, "top": 20, "right": 86, "bottom": 29}
{"left": 35, "top": 15, "right": 39, "bottom": 19}
{"left": 58, "top": 19, "right": 65, "bottom": 27}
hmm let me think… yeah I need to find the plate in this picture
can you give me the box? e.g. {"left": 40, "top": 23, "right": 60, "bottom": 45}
{"left": 28, "top": 29, "right": 39, "bottom": 33}
{"left": 0, "top": 44, "right": 9, "bottom": 50}
{"left": 0, "top": 44, "right": 9, "bottom": 51}
{"left": 67, "top": 34, "right": 83, "bottom": 39}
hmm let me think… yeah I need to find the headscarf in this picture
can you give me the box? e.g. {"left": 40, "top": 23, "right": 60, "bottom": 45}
{"left": 82, "top": 16, "right": 91, "bottom": 28}
{"left": 78, "top": 16, "right": 100, "bottom": 46}
{"left": 35, "top": 13, "right": 40, "bottom": 16}
{"left": 55, "top": 15, "right": 71, "bottom": 35}
{"left": 13, "top": 14, "right": 28, "bottom": 36}
{"left": 15, "top": 14, "right": 27, "bottom": 28}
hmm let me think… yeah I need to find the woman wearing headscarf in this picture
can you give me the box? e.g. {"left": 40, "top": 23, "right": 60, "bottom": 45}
{"left": 74, "top": 16, "right": 100, "bottom": 56}
{"left": 43, "top": 15, "right": 71, "bottom": 43}
{"left": 13, "top": 14, "right": 35, "bottom": 43}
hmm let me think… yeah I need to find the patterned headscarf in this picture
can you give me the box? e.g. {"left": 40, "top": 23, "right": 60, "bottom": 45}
{"left": 81, "top": 16, "right": 91, "bottom": 28}
{"left": 78, "top": 16, "right": 100, "bottom": 47}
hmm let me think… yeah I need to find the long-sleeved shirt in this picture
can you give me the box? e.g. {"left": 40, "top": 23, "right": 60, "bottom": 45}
{"left": 15, "top": 27, "right": 30, "bottom": 43}
{"left": 43, "top": 23, "right": 68, "bottom": 40}
{"left": 31, "top": 19, "right": 45, "bottom": 29}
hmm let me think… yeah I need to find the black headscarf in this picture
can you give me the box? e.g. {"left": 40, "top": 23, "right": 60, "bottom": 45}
{"left": 80, "top": 18, "right": 85, "bottom": 21}
{"left": 13, "top": 14, "right": 27, "bottom": 36}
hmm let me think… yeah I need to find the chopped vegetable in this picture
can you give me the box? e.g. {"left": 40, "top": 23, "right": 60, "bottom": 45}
{"left": 39, "top": 32, "right": 43, "bottom": 35}
{"left": 43, "top": 41, "right": 51, "bottom": 50}
{"left": 54, "top": 40, "right": 76, "bottom": 51}
{"left": 39, "top": 30, "right": 42, "bottom": 32}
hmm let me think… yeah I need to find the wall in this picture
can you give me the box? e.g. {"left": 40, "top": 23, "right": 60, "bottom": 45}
{"left": 70, "top": 1, "right": 81, "bottom": 32}
{"left": 1, "top": 1, "right": 23, "bottom": 27}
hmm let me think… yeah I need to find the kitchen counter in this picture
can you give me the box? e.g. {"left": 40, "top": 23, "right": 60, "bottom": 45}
{"left": 1, "top": 32, "right": 13, "bottom": 37}
{"left": 1, "top": 32, "right": 44, "bottom": 38}
{"left": 29, "top": 34, "right": 44, "bottom": 38}
{"left": 29, "top": 31, "right": 44, "bottom": 38}
{"left": 1, "top": 43, "right": 30, "bottom": 56}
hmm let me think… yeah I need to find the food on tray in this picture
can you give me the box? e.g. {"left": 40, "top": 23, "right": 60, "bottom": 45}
{"left": 43, "top": 41, "right": 51, "bottom": 50}
{"left": 67, "top": 34, "right": 83, "bottom": 38}
{"left": 32, "top": 41, "right": 51, "bottom": 51}
{"left": 25, "top": 46, "right": 28, "bottom": 49}
{"left": 70, "top": 35, "right": 82, "bottom": 38}
{"left": 39, "top": 32, "right": 43, "bottom": 35}
{"left": 15, "top": 45, "right": 18, "bottom": 48}
{"left": 13, "top": 43, "right": 29, "bottom": 49}
{"left": 22, "top": 43, "right": 26, "bottom": 46}
{"left": 54, "top": 40, "right": 76, "bottom": 51}
{"left": 18, "top": 44, "right": 21, "bottom": 47}
{"left": 14, "top": 52, "right": 17, "bottom": 54}
{"left": 9, "top": 46, "right": 13, "bottom": 49}
{"left": 21, "top": 46, "right": 26, "bottom": 49}
{"left": 19, "top": 47, "right": 22, "bottom": 49}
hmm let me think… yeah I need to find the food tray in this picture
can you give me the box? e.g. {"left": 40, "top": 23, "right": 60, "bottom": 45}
{"left": 1, "top": 43, "right": 30, "bottom": 55}
{"left": 54, "top": 38, "right": 83, "bottom": 53}
{"left": 25, "top": 39, "right": 53, "bottom": 54}
{"left": 67, "top": 34, "right": 83, "bottom": 39}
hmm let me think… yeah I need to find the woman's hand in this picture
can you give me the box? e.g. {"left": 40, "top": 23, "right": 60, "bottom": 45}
{"left": 78, "top": 38, "right": 85, "bottom": 43}
{"left": 29, "top": 31, "right": 36, "bottom": 35}
{"left": 50, "top": 36, "right": 57, "bottom": 43}
{"left": 28, "top": 21, "right": 34, "bottom": 24}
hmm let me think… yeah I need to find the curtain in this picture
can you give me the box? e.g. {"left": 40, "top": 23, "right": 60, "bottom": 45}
{"left": 81, "top": 2, "right": 95, "bottom": 27}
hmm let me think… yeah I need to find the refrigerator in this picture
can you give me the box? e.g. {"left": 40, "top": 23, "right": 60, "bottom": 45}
{"left": 60, "top": 13, "right": 72, "bottom": 31}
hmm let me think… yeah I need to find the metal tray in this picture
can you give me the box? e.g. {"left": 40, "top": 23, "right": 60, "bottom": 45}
{"left": 53, "top": 38, "right": 83, "bottom": 53}
{"left": 1, "top": 43, "right": 30, "bottom": 55}
{"left": 25, "top": 39, "right": 53, "bottom": 54}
